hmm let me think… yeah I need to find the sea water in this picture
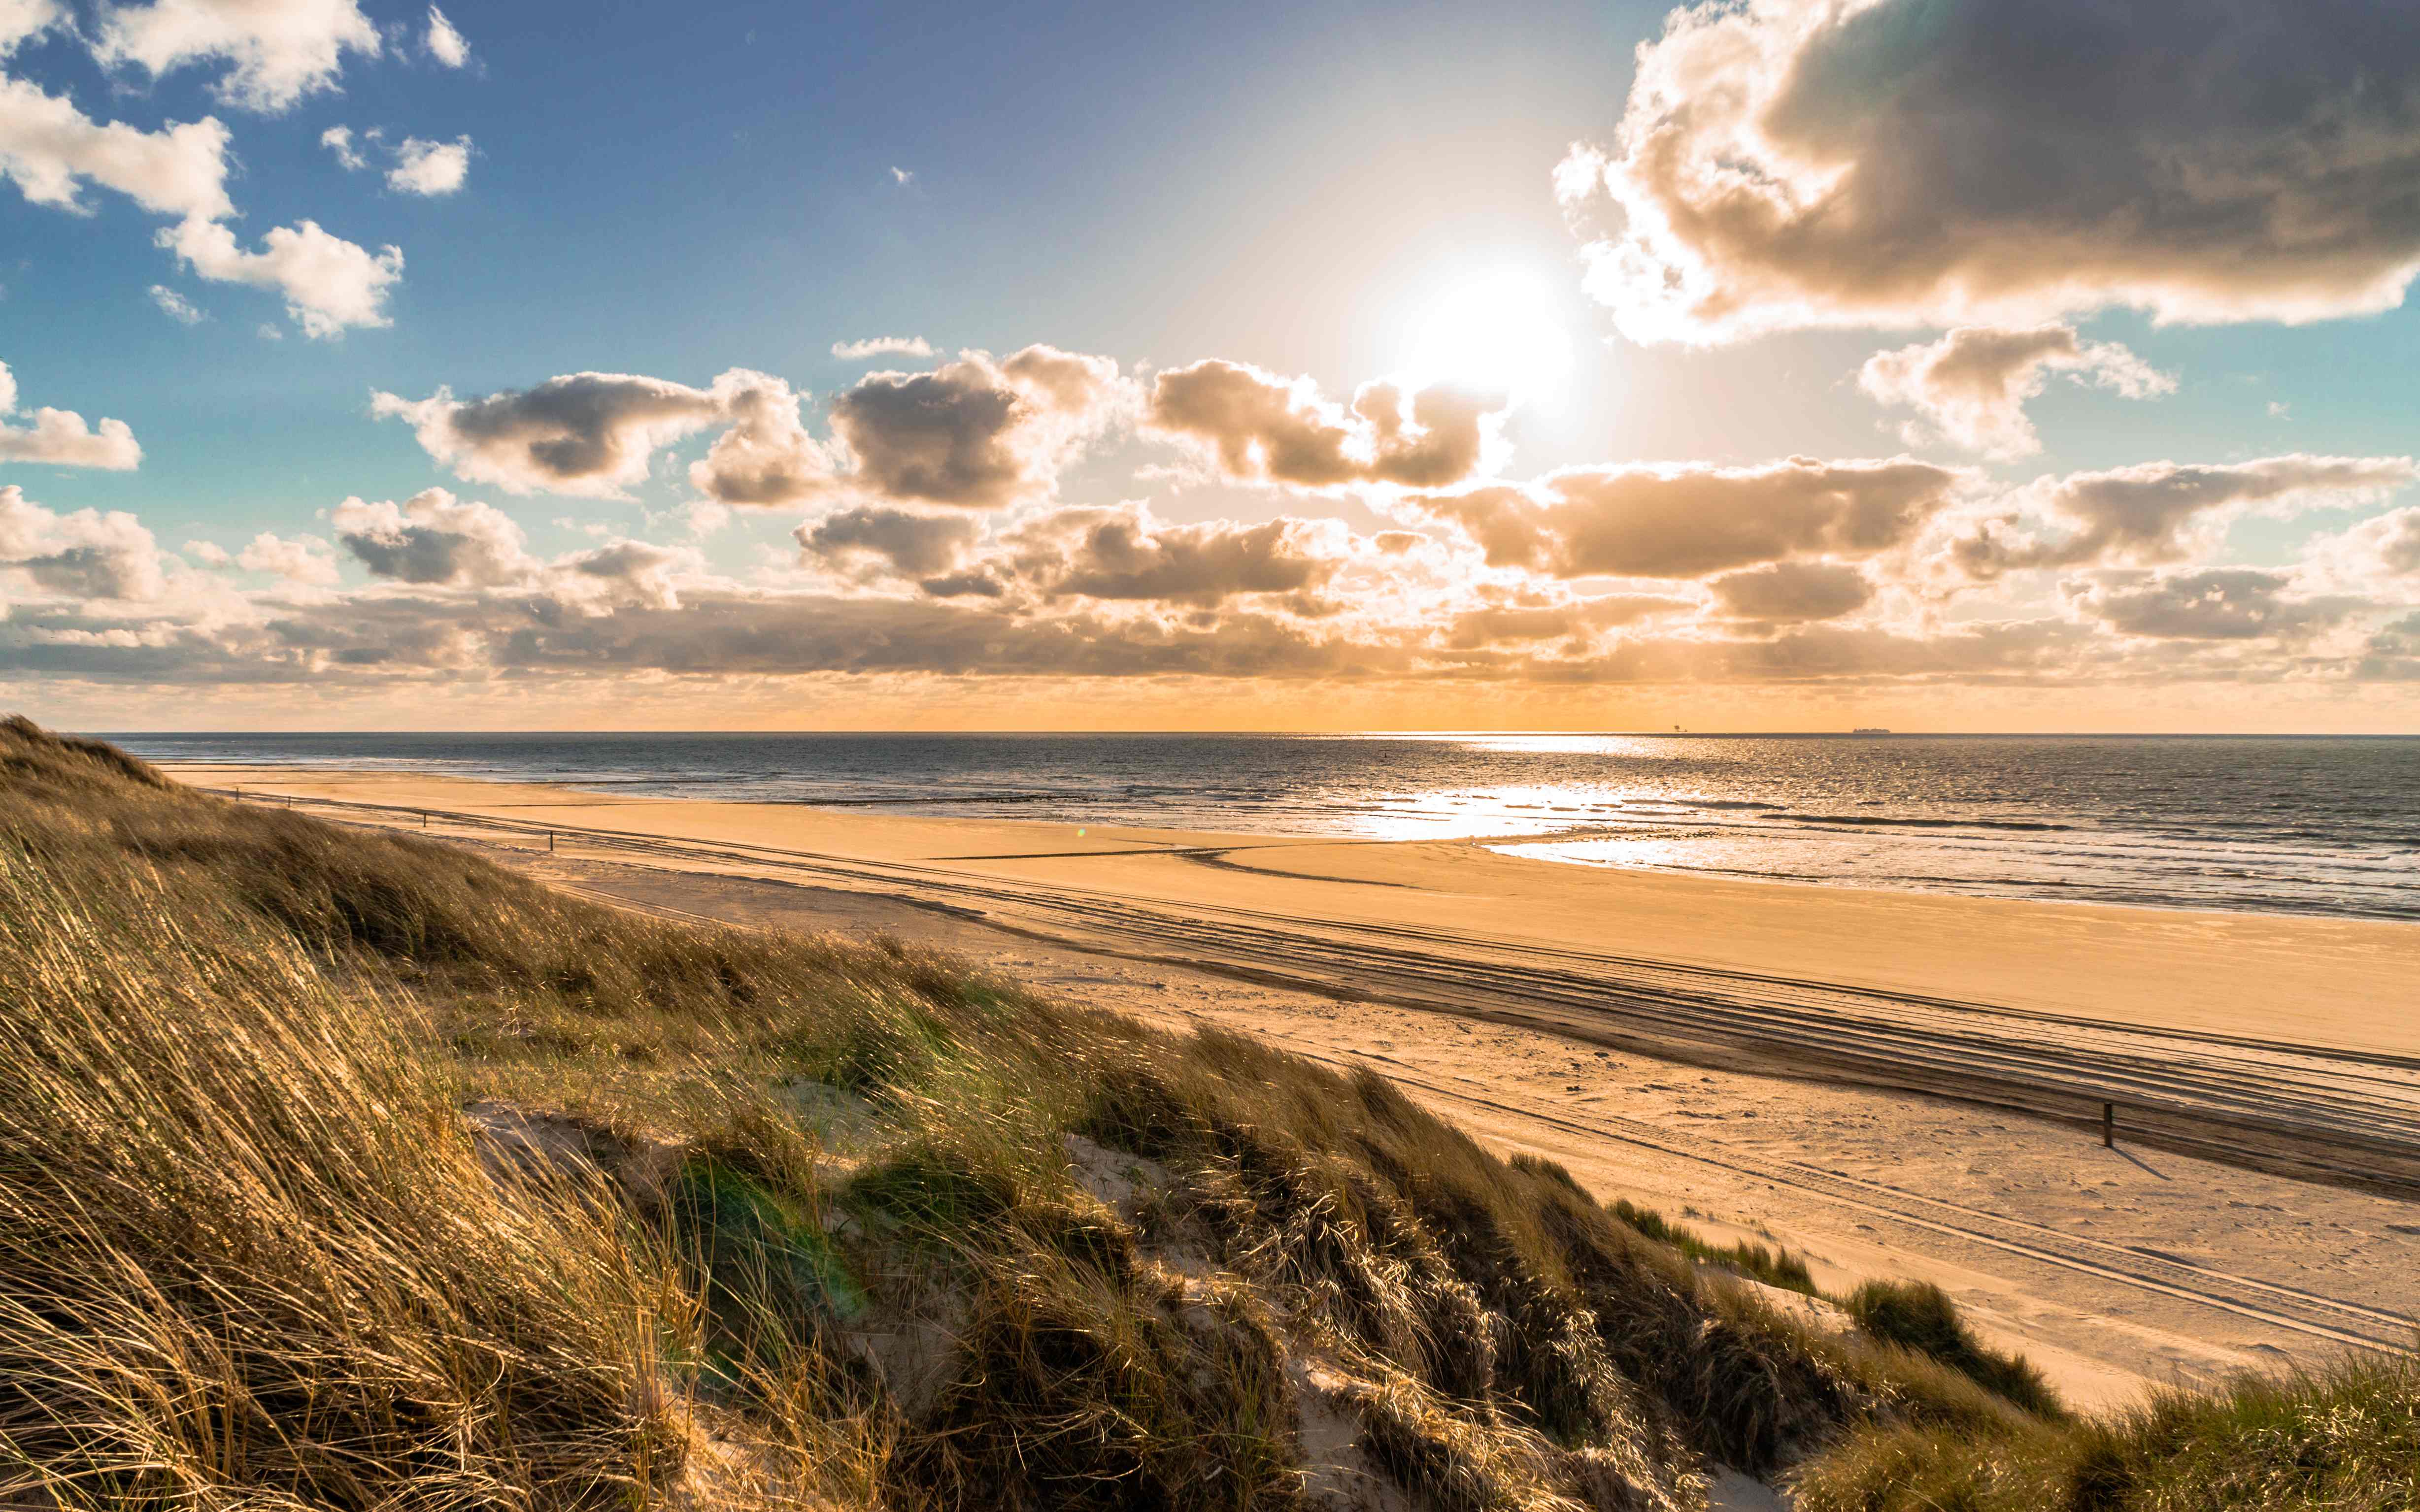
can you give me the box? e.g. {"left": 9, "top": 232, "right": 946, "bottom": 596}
{"left": 108, "top": 731, "right": 2420, "bottom": 921}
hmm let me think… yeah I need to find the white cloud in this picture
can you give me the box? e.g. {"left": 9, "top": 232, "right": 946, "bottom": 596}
{"left": 319, "top": 122, "right": 365, "bottom": 170}
{"left": 332, "top": 488, "right": 531, "bottom": 586}
{"left": 1561, "top": 0, "right": 2420, "bottom": 342}
{"left": 0, "top": 0, "right": 59, "bottom": 55}
{"left": 0, "top": 74, "right": 235, "bottom": 221}
{"left": 93, "top": 0, "right": 380, "bottom": 114}
{"left": 147, "top": 283, "right": 205, "bottom": 324}
{"left": 0, "top": 360, "right": 142, "bottom": 470}
{"left": 385, "top": 134, "right": 469, "bottom": 196}
{"left": 827, "top": 345, "right": 1131, "bottom": 510}
{"left": 832, "top": 335, "right": 934, "bottom": 362}
{"left": 0, "top": 66, "right": 398, "bottom": 335}
{"left": 162, "top": 216, "right": 403, "bottom": 337}
{"left": 373, "top": 373, "right": 734, "bottom": 498}
{"left": 889, "top": 165, "right": 912, "bottom": 185}
{"left": 424, "top": 4, "right": 467, "bottom": 67}
{"left": 0, "top": 484, "right": 166, "bottom": 599}
{"left": 235, "top": 530, "right": 338, "bottom": 585}
{"left": 1857, "top": 325, "right": 2175, "bottom": 459}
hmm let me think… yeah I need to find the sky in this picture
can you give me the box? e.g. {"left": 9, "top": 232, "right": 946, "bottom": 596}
{"left": 5, "top": 0, "right": 2420, "bottom": 732}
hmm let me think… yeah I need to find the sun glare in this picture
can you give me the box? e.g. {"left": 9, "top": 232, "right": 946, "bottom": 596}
{"left": 1404, "top": 264, "right": 1577, "bottom": 400}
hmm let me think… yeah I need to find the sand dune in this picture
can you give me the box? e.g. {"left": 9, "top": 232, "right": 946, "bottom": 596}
{"left": 168, "top": 763, "right": 2420, "bottom": 1403}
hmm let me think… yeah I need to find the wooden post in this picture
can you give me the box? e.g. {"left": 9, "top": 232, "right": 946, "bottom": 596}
{"left": 548, "top": 829, "right": 555, "bottom": 853}
{"left": 2102, "top": 1101, "right": 2115, "bottom": 1148}
{"left": 421, "top": 810, "right": 428, "bottom": 830}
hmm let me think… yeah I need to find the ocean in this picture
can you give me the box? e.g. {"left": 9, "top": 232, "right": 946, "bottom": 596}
{"left": 108, "top": 731, "right": 2420, "bottom": 922}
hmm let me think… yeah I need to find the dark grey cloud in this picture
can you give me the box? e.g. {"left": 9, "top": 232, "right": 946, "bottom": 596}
{"left": 333, "top": 489, "right": 531, "bottom": 586}
{"left": 1562, "top": 0, "right": 2420, "bottom": 342}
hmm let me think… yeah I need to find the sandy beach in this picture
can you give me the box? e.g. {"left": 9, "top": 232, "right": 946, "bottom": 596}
{"left": 169, "top": 762, "right": 2420, "bottom": 1409}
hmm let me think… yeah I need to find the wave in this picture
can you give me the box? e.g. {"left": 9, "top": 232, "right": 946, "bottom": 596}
{"left": 1782, "top": 813, "right": 2075, "bottom": 832}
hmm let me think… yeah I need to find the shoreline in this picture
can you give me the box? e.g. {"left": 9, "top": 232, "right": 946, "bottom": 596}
{"left": 166, "top": 761, "right": 2420, "bottom": 1055}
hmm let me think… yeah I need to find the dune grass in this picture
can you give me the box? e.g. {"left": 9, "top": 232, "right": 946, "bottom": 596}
{"left": 0, "top": 715, "right": 2406, "bottom": 1510}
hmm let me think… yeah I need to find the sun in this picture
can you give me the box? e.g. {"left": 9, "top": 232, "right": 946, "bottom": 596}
{"left": 1403, "top": 264, "right": 1577, "bottom": 400}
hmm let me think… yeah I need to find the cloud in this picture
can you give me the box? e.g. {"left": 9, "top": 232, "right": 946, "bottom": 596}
{"left": 999, "top": 506, "right": 1353, "bottom": 606}
{"left": 375, "top": 374, "right": 730, "bottom": 498}
{"left": 0, "top": 0, "right": 59, "bottom": 54}
{"left": 147, "top": 283, "right": 204, "bottom": 324}
{"left": 1857, "top": 325, "right": 2175, "bottom": 458}
{"left": 687, "top": 370, "right": 838, "bottom": 507}
{"left": 2065, "top": 568, "right": 2363, "bottom": 641}
{"left": 889, "top": 166, "right": 912, "bottom": 185}
{"left": 424, "top": 4, "right": 467, "bottom": 67}
{"left": 2301, "top": 506, "right": 2420, "bottom": 587}
{"left": 1948, "top": 455, "right": 2419, "bottom": 577}
{"left": 1418, "top": 457, "right": 1971, "bottom": 579}
{"left": 1147, "top": 360, "right": 1507, "bottom": 489}
{"left": 1708, "top": 559, "right": 1874, "bottom": 623}
{"left": 827, "top": 345, "right": 1129, "bottom": 510}
{"left": 1560, "top": 0, "right": 2420, "bottom": 343}
{"left": 0, "top": 361, "right": 142, "bottom": 469}
{"left": 379, "top": 367, "right": 842, "bottom": 507}
{"left": 386, "top": 134, "right": 469, "bottom": 196}
{"left": 832, "top": 335, "right": 934, "bottom": 361}
{"left": 332, "top": 488, "right": 532, "bottom": 587}
{"left": 93, "top": 0, "right": 380, "bottom": 113}
{"left": 319, "top": 122, "right": 365, "bottom": 169}
{"left": 798, "top": 505, "right": 979, "bottom": 581}
{"left": 234, "top": 531, "right": 338, "bottom": 584}
{"left": 161, "top": 215, "right": 402, "bottom": 337}
{"left": 0, "top": 74, "right": 235, "bottom": 221}
{"left": 330, "top": 489, "right": 702, "bottom": 613}
{"left": 323, "top": 125, "right": 471, "bottom": 196}
{"left": 0, "top": 484, "right": 166, "bottom": 599}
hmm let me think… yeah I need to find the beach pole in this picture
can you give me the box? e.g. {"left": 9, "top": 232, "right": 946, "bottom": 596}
{"left": 548, "top": 829, "right": 555, "bottom": 853}
{"left": 2102, "top": 1101, "right": 2115, "bottom": 1148}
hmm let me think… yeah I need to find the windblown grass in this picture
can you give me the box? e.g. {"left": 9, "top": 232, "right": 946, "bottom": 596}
{"left": 0, "top": 716, "right": 2405, "bottom": 1510}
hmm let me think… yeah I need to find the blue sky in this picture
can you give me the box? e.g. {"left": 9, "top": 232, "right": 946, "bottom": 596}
{"left": 6, "top": 0, "right": 2420, "bottom": 729}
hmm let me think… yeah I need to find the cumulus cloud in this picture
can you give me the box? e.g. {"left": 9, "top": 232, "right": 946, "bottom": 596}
{"left": 2066, "top": 568, "right": 2363, "bottom": 642}
{"left": 798, "top": 505, "right": 979, "bottom": 582}
{"left": 0, "top": 74, "right": 235, "bottom": 221}
{"left": 688, "top": 370, "right": 838, "bottom": 507}
{"left": 424, "top": 4, "right": 467, "bottom": 67}
{"left": 0, "top": 484, "right": 167, "bottom": 599}
{"left": 93, "top": 0, "right": 379, "bottom": 113}
{"left": 832, "top": 336, "right": 933, "bottom": 361}
{"left": 386, "top": 134, "right": 469, "bottom": 196}
{"left": 1708, "top": 559, "right": 1874, "bottom": 623}
{"left": 162, "top": 215, "right": 402, "bottom": 337}
{"left": 1857, "top": 325, "right": 2175, "bottom": 458}
{"left": 1560, "top": 0, "right": 2420, "bottom": 343}
{"left": 1000, "top": 506, "right": 1354, "bottom": 606}
{"left": 332, "top": 488, "right": 532, "bottom": 587}
{"left": 2301, "top": 506, "right": 2420, "bottom": 588}
{"left": 1147, "top": 360, "right": 1507, "bottom": 489}
{"left": 147, "top": 283, "right": 204, "bottom": 324}
{"left": 319, "top": 122, "right": 365, "bottom": 169}
{"left": 828, "top": 345, "right": 1129, "bottom": 510}
{"left": 0, "top": 0, "right": 59, "bottom": 54}
{"left": 0, "top": 361, "right": 142, "bottom": 470}
{"left": 1418, "top": 457, "right": 1970, "bottom": 580}
{"left": 1948, "top": 455, "right": 2419, "bottom": 577}
{"left": 235, "top": 530, "right": 338, "bottom": 585}
{"left": 376, "top": 374, "right": 730, "bottom": 498}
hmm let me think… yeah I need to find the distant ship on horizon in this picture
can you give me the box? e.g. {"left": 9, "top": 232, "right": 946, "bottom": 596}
{"left": 1850, "top": 727, "right": 1891, "bottom": 735}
